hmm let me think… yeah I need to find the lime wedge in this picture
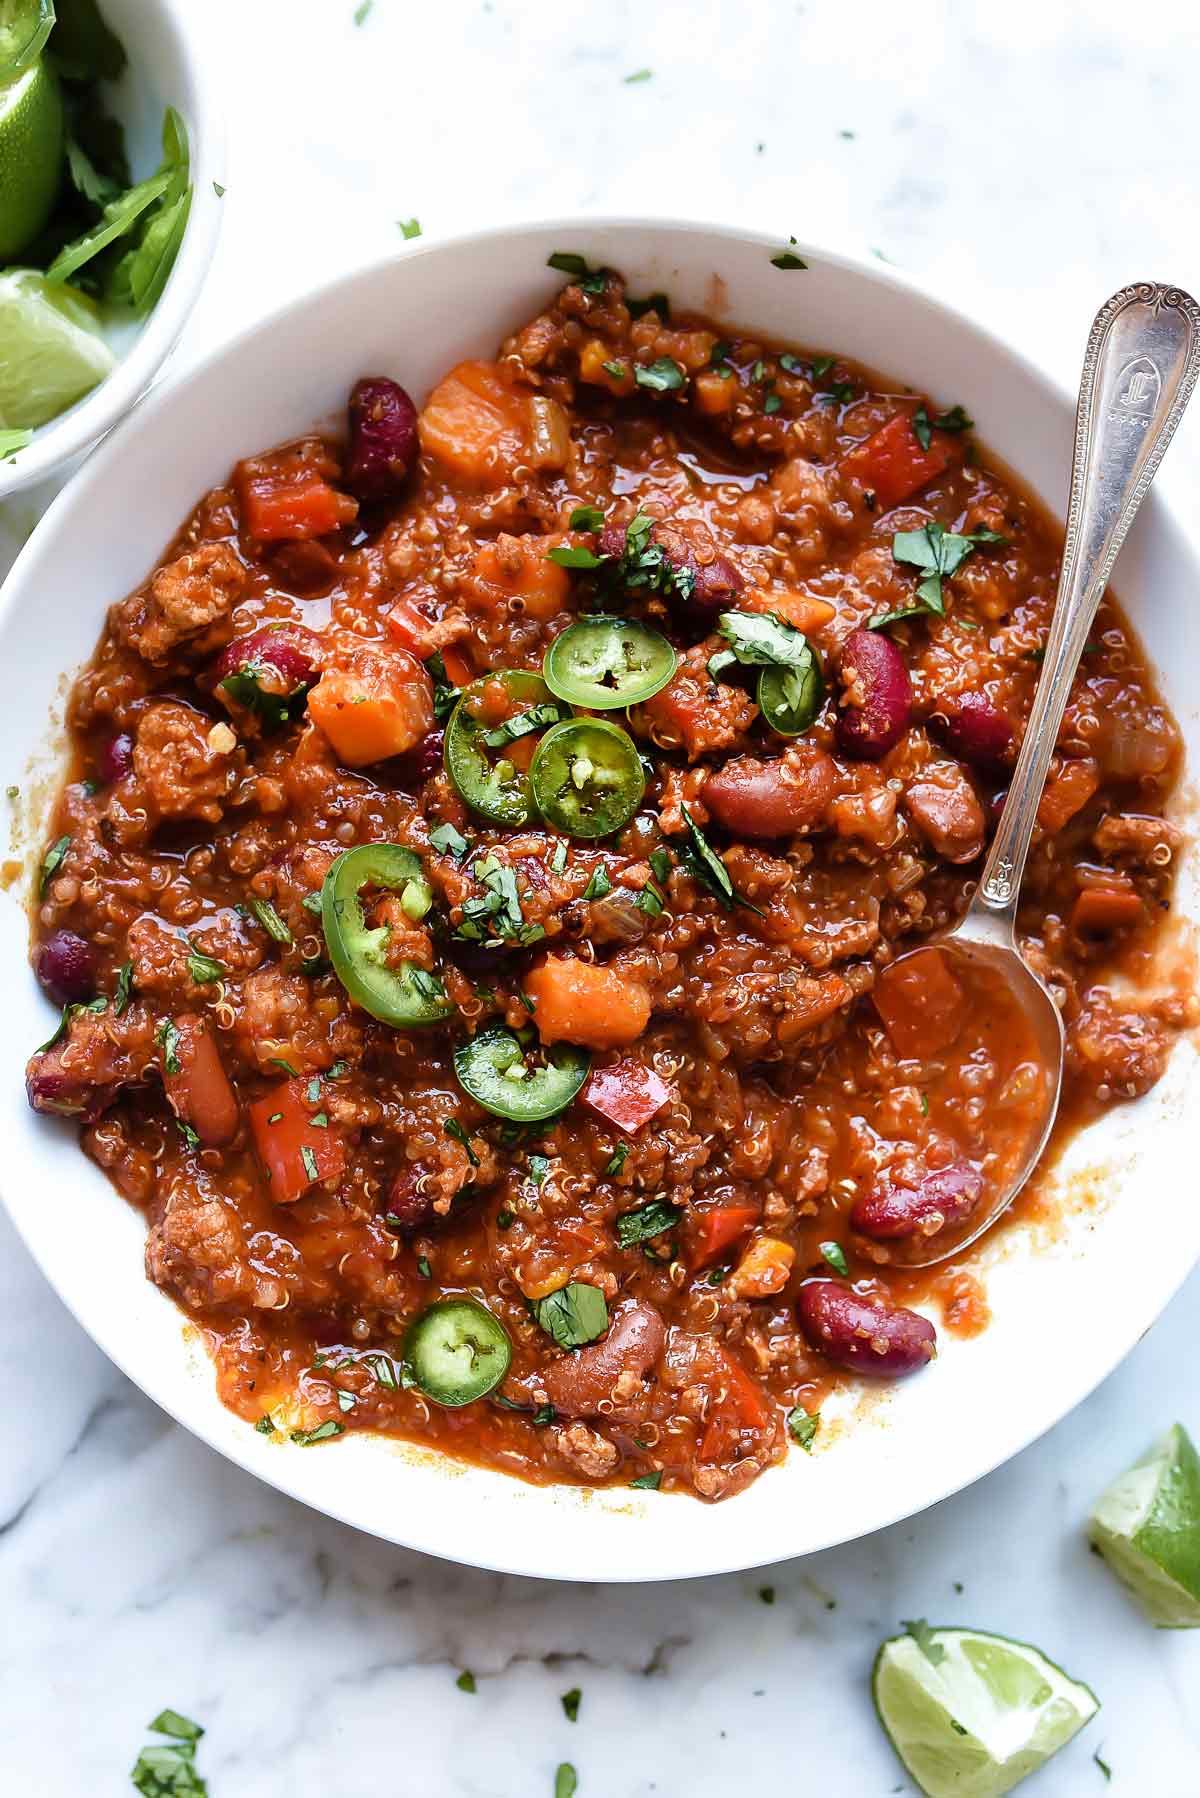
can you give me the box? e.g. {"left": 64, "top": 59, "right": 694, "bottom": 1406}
{"left": 0, "top": 53, "right": 64, "bottom": 259}
{"left": 1089, "top": 1422, "right": 1200, "bottom": 1627}
{"left": 872, "top": 1622, "right": 1099, "bottom": 1798}
{"left": 0, "top": 268, "right": 114, "bottom": 429}
{"left": 0, "top": 0, "right": 55, "bottom": 78}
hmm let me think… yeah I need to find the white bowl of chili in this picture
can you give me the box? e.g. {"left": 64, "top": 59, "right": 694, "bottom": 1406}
{"left": 0, "top": 220, "right": 1196, "bottom": 1581}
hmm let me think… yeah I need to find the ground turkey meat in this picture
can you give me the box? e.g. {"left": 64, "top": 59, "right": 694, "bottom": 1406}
{"left": 113, "top": 541, "right": 245, "bottom": 666}
{"left": 131, "top": 702, "right": 240, "bottom": 823}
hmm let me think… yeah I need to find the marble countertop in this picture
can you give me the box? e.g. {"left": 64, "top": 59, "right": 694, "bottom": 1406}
{"left": 2, "top": 0, "right": 1199, "bottom": 1791}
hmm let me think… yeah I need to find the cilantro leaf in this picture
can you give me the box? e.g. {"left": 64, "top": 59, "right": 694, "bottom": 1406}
{"left": 787, "top": 1406, "right": 820, "bottom": 1451}
{"left": 902, "top": 1618, "right": 947, "bottom": 1666}
{"left": 616, "top": 1199, "right": 681, "bottom": 1248}
{"left": 876, "top": 522, "right": 1007, "bottom": 625}
{"left": 634, "top": 357, "right": 686, "bottom": 393}
{"left": 569, "top": 504, "right": 605, "bottom": 532}
{"left": 530, "top": 1282, "right": 608, "bottom": 1349}
{"left": 546, "top": 251, "right": 607, "bottom": 294}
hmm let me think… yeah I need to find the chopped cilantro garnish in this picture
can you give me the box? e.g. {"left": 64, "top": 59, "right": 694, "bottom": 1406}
{"left": 634, "top": 357, "right": 686, "bottom": 393}
{"left": 156, "top": 1018, "right": 182, "bottom": 1076}
{"left": 186, "top": 944, "right": 225, "bottom": 984}
{"left": 787, "top": 1407, "right": 819, "bottom": 1451}
{"left": 290, "top": 1420, "right": 343, "bottom": 1446}
{"left": 430, "top": 821, "right": 470, "bottom": 859}
{"left": 248, "top": 897, "right": 292, "bottom": 945}
{"left": 113, "top": 959, "right": 134, "bottom": 1015}
{"left": 819, "top": 1240, "right": 848, "bottom": 1277}
{"left": 444, "top": 1118, "right": 480, "bottom": 1166}
{"left": 582, "top": 865, "right": 612, "bottom": 901}
{"left": 616, "top": 1198, "right": 680, "bottom": 1247}
{"left": 39, "top": 833, "right": 71, "bottom": 896}
{"left": 561, "top": 1687, "right": 582, "bottom": 1722}
{"left": 546, "top": 251, "right": 607, "bottom": 294}
{"left": 870, "top": 522, "right": 1006, "bottom": 627}
{"left": 902, "top": 1618, "right": 946, "bottom": 1667}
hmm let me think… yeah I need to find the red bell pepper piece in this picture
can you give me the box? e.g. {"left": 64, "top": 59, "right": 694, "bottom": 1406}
{"left": 249, "top": 1076, "right": 346, "bottom": 1202}
{"left": 582, "top": 1058, "right": 672, "bottom": 1134}
{"left": 237, "top": 467, "right": 358, "bottom": 542}
{"left": 699, "top": 1351, "right": 773, "bottom": 1463}
{"left": 840, "top": 410, "right": 959, "bottom": 509}
{"left": 690, "top": 1204, "right": 759, "bottom": 1270}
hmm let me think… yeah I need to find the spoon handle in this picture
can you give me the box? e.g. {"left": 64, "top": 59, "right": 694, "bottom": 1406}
{"left": 970, "top": 281, "right": 1200, "bottom": 937}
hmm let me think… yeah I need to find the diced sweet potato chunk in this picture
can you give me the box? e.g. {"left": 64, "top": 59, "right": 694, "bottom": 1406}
{"left": 418, "top": 359, "right": 531, "bottom": 485}
{"left": 307, "top": 641, "right": 434, "bottom": 766}
{"left": 525, "top": 957, "right": 651, "bottom": 1050}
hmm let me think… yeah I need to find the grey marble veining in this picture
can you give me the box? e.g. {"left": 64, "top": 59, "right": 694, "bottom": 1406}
{"left": 2, "top": 1, "right": 1198, "bottom": 1791}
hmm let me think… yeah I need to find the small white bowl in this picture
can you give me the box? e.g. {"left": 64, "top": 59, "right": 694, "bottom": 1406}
{"left": 1, "top": 219, "right": 1196, "bottom": 1581}
{"left": 0, "top": 0, "right": 224, "bottom": 499}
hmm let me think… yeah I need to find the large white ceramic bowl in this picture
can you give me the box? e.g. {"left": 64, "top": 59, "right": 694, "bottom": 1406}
{"left": 1, "top": 220, "right": 1196, "bottom": 1581}
{"left": 0, "top": 0, "right": 224, "bottom": 498}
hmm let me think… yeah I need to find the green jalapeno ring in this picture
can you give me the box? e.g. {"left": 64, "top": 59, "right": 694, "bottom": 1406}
{"left": 454, "top": 1023, "right": 591, "bottom": 1122}
{"left": 321, "top": 843, "right": 451, "bottom": 1027}
{"left": 758, "top": 656, "right": 825, "bottom": 737}
{"left": 544, "top": 616, "right": 678, "bottom": 710}
{"left": 404, "top": 1296, "right": 512, "bottom": 1406}
{"left": 444, "top": 670, "right": 569, "bottom": 826}
{"left": 528, "top": 717, "right": 646, "bottom": 840}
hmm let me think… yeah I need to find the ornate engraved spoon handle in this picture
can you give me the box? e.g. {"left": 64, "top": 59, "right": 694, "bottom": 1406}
{"left": 971, "top": 282, "right": 1200, "bottom": 939}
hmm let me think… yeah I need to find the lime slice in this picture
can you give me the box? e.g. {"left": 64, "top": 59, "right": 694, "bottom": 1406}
{"left": 0, "top": 53, "right": 64, "bottom": 259}
{"left": 0, "top": 0, "right": 55, "bottom": 77}
{"left": 872, "top": 1622, "right": 1099, "bottom": 1798}
{"left": 0, "top": 268, "right": 114, "bottom": 429}
{"left": 1089, "top": 1422, "right": 1200, "bottom": 1627}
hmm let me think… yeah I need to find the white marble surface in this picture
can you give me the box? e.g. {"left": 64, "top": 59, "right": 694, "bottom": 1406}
{"left": 3, "top": 0, "right": 1200, "bottom": 1791}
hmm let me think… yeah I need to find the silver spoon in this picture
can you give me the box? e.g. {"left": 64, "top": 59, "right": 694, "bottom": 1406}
{"left": 892, "top": 280, "right": 1200, "bottom": 1269}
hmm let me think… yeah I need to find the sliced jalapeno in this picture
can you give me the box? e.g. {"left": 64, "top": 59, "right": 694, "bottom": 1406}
{"left": 321, "top": 843, "right": 451, "bottom": 1027}
{"left": 544, "top": 616, "right": 677, "bottom": 710}
{"left": 404, "top": 1297, "right": 512, "bottom": 1406}
{"left": 444, "top": 671, "right": 568, "bottom": 826}
{"left": 529, "top": 718, "right": 645, "bottom": 839}
{"left": 758, "top": 656, "right": 825, "bottom": 736}
{"left": 454, "top": 1023, "right": 591, "bottom": 1122}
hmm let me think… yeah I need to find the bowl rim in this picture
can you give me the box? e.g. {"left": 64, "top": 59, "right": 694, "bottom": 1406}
{"left": 0, "top": 0, "right": 226, "bottom": 500}
{"left": 4, "top": 212, "right": 1198, "bottom": 1581}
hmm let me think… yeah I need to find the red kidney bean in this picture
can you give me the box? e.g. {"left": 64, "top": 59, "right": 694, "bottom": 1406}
{"left": 851, "top": 1161, "right": 984, "bottom": 1241}
{"left": 385, "top": 1167, "right": 434, "bottom": 1234}
{"left": 598, "top": 518, "right": 625, "bottom": 560}
{"left": 215, "top": 623, "right": 323, "bottom": 692}
{"left": 990, "top": 785, "right": 1009, "bottom": 823}
{"left": 98, "top": 731, "right": 134, "bottom": 784}
{"left": 542, "top": 1300, "right": 666, "bottom": 1417}
{"left": 25, "top": 1061, "right": 112, "bottom": 1122}
{"left": 396, "top": 727, "right": 444, "bottom": 787}
{"left": 929, "top": 692, "right": 1014, "bottom": 768}
{"left": 692, "top": 551, "right": 745, "bottom": 609}
{"left": 34, "top": 930, "right": 97, "bottom": 1007}
{"left": 600, "top": 516, "right": 743, "bottom": 615}
{"left": 835, "top": 628, "right": 912, "bottom": 759}
{"left": 345, "top": 376, "right": 419, "bottom": 504}
{"left": 797, "top": 1279, "right": 936, "bottom": 1376}
{"left": 702, "top": 745, "right": 837, "bottom": 837}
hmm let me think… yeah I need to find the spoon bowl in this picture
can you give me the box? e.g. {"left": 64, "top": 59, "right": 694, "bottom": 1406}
{"left": 886, "top": 280, "right": 1200, "bottom": 1269}
{"left": 875, "top": 923, "right": 1065, "bottom": 1268}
